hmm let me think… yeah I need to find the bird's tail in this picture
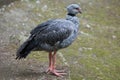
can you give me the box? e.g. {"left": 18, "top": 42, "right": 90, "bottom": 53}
{"left": 16, "top": 35, "right": 36, "bottom": 59}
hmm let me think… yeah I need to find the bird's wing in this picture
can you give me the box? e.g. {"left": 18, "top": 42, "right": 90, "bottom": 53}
{"left": 30, "top": 19, "right": 55, "bottom": 35}
{"left": 31, "top": 20, "right": 73, "bottom": 46}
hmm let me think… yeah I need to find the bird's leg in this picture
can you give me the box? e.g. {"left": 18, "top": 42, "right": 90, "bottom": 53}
{"left": 52, "top": 50, "right": 56, "bottom": 70}
{"left": 46, "top": 52, "right": 53, "bottom": 73}
{"left": 46, "top": 51, "right": 66, "bottom": 77}
{"left": 52, "top": 51, "right": 65, "bottom": 72}
{"left": 51, "top": 51, "right": 66, "bottom": 77}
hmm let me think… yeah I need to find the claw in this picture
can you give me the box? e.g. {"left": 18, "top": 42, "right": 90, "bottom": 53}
{"left": 46, "top": 67, "right": 53, "bottom": 73}
{"left": 46, "top": 68, "right": 66, "bottom": 77}
{"left": 51, "top": 70, "right": 66, "bottom": 77}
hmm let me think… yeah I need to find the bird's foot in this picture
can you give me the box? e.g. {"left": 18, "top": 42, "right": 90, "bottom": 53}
{"left": 46, "top": 68, "right": 66, "bottom": 77}
{"left": 46, "top": 67, "right": 53, "bottom": 73}
{"left": 54, "top": 69, "right": 65, "bottom": 73}
{"left": 51, "top": 70, "right": 67, "bottom": 77}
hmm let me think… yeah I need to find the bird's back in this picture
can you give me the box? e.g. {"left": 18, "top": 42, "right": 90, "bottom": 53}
{"left": 30, "top": 19, "right": 78, "bottom": 51}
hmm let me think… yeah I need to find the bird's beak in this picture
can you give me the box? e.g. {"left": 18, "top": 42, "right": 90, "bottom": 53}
{"left": 78, "top": 8, "right": 82, "bottom": 14}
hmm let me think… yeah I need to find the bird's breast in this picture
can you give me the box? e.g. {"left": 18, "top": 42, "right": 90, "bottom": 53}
{"left": 59, "top": 28, "right": 78, "bottom": 48}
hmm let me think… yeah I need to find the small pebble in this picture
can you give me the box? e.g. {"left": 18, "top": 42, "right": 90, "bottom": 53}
{"left": 36, "top": 0, "right": 40, "bottom": 4}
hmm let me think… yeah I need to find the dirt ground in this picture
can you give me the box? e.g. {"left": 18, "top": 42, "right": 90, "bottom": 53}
{"left": 0, "top": 46, "right": 69, "bottom": 80}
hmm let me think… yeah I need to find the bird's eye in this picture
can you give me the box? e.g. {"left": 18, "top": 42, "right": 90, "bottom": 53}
{"left": 75, "top": 8, "right": 79, "bottom": 9}
{"left": 75, "top": 8, "right": 79, "bottom": 10}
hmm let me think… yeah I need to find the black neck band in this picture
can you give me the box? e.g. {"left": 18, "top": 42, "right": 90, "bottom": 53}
{"left": 67, "top": 13, "right": 75, "bottom": 16}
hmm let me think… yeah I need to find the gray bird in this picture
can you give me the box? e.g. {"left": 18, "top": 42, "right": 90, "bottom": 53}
{"left": 16, "top": 4, "right": 82, "bottom": 76}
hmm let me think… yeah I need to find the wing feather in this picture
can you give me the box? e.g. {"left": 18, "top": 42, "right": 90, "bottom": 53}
{"left": 30, "top": 19, "right": 54, "bottom": 35}
{"left": 34, "top": 27, "right": 72, "bottom": 46}
{"left": 30, "top": 19, "right": 73, "bottom": 46}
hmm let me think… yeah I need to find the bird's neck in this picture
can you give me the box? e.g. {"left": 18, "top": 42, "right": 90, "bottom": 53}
{"left": 67, "top": 13, "right": 76, "bottom": 17}
{"left": 66, "top": 14, "right": 80, "bottom": 28}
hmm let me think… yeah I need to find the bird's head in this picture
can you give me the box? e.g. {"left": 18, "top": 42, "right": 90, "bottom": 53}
{"left": 67, "top": 4, "right": 82, "bottom": 15}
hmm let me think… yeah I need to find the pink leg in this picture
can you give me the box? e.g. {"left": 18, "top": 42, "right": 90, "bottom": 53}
{"left": 52, "top": 51, "right": 56, "bottom": 70}
{"left": 46, "top": 51, "right": 66, "bottom": 77}
{"left": 46, "top": 52, "right": 53, "bottom": 73}
{"left": 50, "top": 51, "right": 66, "bottom": 77}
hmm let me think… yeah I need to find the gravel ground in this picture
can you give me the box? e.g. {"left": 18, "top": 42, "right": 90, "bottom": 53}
{"left": 0, "top": 46, "right": 69, "bottom": 80}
